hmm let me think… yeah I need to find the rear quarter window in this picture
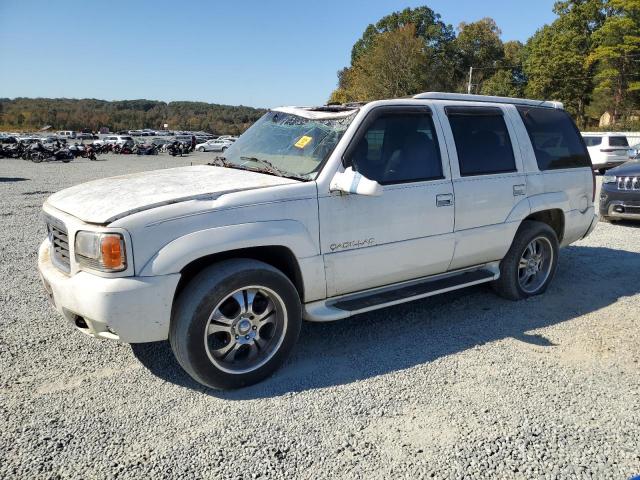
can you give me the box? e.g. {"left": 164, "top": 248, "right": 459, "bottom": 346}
{"left": 517, "top": 107, "right": 591, "bottom": 170}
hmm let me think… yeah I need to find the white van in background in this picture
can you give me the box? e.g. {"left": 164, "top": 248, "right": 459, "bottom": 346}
{"left": 56, "top": 131, "right": 76, "bottom": 140}
{"left": 582, "top": 133, "right": 630, "bottom": 174}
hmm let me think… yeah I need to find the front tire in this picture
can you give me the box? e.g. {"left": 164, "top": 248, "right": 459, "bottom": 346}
{"left": 170, "top": 259, "right": 302, "bottom": 389}
{"left": 492, "top": 220, "right": 559, "bottom": 301}
{"left": 198, "top": 147, "right": 205, "bottom": 152}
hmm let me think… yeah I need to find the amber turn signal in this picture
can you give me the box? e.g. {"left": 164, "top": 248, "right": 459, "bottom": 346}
{"left": 100, "top": 234, "right": 125, "bottom": 270}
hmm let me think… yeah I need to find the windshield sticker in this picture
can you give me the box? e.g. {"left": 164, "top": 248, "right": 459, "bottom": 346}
{"left": 294, "top": 135, "right": 312, "bottom": 149}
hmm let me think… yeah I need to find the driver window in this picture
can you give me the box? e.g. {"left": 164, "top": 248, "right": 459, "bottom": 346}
{"left": 347, "top": 113, "right": 443, "bottom": 185}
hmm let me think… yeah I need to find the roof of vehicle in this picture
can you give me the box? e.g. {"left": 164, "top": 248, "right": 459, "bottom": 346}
{"left": 412, "top": 92, "right": 564, "bottom": 109}
{"left": 273, "top": 105, "right": 360, "bottom": 120}
{"left": 581, "top": 132, "right": 629, "bottom": 137}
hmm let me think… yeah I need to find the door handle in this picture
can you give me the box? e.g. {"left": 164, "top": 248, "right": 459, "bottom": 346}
{"left": 513, "top": 184, "right": 526, "bottom": 196}
{"left": 436, "top": 193, "right": 454, "bottom": 207}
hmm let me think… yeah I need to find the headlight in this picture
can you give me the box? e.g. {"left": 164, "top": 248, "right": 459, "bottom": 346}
{"left": 602, "top": 174, "right": 617, "bottom": 184}
{"left": 75, "top": 231, "right": 126, "bottom": 272}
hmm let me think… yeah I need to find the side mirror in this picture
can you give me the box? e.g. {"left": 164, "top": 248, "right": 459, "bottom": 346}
{"left": 330, "top": 167, "right": 383, "bottom": 197}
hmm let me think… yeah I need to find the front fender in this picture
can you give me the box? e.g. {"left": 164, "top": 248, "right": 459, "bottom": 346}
{"left": 138, "top": 220, "right": 318, "bottom": 276}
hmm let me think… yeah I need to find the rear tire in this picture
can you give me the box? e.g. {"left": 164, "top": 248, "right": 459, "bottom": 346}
{"left": 492, "top": 220, "right": 559, "bottom": 301}
{"left": 170, "top": 259, "right": 302, "bottom": 389}
{"left": 198, "top": 147, "right": 205, "bottom": 152}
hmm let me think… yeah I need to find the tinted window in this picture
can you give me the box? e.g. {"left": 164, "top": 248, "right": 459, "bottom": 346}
{"left": 347, "top": 113, "right": 442, "bottom": 184}
{"left": 583, "top": 136, "right": 602, "bottom": 147}
{"left": 609, "top": 136, "right": 629, "bottom": 147}
{"left": 447, "top": 109, "right": 516, "bottom": 176}
{"left": 517, "top": 107, "right": 591, "bottom": 170}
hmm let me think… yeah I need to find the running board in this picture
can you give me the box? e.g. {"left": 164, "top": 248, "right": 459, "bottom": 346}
{"left": 303, "top": 265, "right": 499, "bottom": 322}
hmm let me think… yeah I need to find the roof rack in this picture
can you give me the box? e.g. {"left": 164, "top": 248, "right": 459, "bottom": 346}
{"left": 412, "top": 92, "right": 563, "bottom": 110}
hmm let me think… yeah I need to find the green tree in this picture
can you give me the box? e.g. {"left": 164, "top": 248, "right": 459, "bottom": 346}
{"left": 524, "top": 0, "right": 605, "bottom": 126}
{"left": 335, "top": 25, "right": 429, "bottom": 101}
{"left": 481, "top": 41, "right": 527, "bottom": 97}
{"left": 587, "top": 0, "right": 640, "bottom": 123}
{"left": 454, "top": 18, "right": 504, "bottom": 92}
{"left": 330, "top": 6, "right": 456, "bottom": 102}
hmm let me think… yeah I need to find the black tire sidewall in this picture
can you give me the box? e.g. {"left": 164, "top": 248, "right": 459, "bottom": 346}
{"left": 509, "top": 222, "right": 559, "bottom": 298}
{"left": 170, "top": 260, "right": 302, "bottom": 389}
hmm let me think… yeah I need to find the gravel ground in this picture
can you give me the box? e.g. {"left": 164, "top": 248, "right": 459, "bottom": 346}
{"left": 1, "top": 154, "right": 639, "bottom": 479}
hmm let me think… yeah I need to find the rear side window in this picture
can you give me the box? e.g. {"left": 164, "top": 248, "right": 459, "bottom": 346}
{"left": 609, "top": 136, "right": 629, "bottom": 147}
{"left": 583, "top": 136, "right": 602, "bottom": 147}
{"left": 446, "top": 107, "right": 516, "bottom": 176}
{"left": 517, "top": 107, "right": 591, "bottom": 170}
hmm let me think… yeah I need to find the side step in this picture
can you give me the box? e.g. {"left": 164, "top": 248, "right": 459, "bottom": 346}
{"left": 304, "top": 266, "right": 499, "bottom": 322}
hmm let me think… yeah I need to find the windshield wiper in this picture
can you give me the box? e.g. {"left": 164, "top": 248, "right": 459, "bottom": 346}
{"left": 240, "top": 156, "right": 286, "bottom": 177}
{"left": 209, "top": 155, "right": 308, "bottom": 181}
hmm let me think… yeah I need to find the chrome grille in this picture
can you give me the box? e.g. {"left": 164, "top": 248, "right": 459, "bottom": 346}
{"left": 46, "top": 219, "right": 71, "bottom": 273}
{"left": 617, "top": 176, "right": 640, "bottom": 190}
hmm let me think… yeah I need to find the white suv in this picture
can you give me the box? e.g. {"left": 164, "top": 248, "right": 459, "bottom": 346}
{"left": 38, "top": 93, "right": 597, "bottom": 389}
{"left": 582, "top": 132, "right": 630, "bottom": 174}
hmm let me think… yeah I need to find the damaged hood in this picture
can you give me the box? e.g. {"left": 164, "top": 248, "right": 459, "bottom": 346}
{"left": 45, "top": 165, "right": 297, "bottom": 224}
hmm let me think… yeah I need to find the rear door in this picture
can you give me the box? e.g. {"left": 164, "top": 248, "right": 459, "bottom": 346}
{"left": 436, "top": 104, "right": 526, "bottom": 270}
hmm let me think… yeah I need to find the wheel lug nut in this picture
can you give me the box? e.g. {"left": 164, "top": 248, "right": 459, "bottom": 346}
{"left": 245, "top": 335, "right": 250, "bottom": 340}
{"left": 235, "top": 335, "right": 239, "bottom": 339}
{"left": 252, "top": 326, "right": 257, "bottom": 330}
{"left": 250, "top": 316, "right": 255, "bottom": 320}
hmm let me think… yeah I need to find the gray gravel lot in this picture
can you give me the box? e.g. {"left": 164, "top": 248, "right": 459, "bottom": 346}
{"left": 1, "top": 154, "right": 639, "bottom": 479}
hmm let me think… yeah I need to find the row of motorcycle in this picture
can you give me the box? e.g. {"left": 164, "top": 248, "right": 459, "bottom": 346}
{"left": 0, "top": 140, "right": 196, "bottom": 162}
{"left": 0, "top": 141, "right": 97, "bottom": 162}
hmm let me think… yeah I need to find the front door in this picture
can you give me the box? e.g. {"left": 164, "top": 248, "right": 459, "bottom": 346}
{"left": 319, "top": 106, "right": 455, "bottom": 297}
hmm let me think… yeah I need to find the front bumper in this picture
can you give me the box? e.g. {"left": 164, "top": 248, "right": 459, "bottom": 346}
{"left": 38, "top": 239, "right": 180, "bottom": 343}
{"left": 599, "top": 186, "right": 640, "bottom": 221}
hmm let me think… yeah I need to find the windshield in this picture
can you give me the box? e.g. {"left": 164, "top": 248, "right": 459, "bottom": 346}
{"left": 222, "top": 110, "right": 356, "bottom": 180}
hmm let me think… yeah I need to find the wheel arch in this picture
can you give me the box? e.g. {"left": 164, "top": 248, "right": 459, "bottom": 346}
{"left": 174, "top": 245, "right": 305, "bottom": 303}
{"left": 521, "top": 208, "right": 565, "bottom": 242}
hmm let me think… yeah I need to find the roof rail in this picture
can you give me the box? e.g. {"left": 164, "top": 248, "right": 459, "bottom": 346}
{"left": 413, "top": 92, "right": 564, "bottom": 110}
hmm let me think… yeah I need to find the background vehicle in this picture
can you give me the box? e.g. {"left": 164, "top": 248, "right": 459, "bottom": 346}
{"left": 38, "top": 93, "right": 596, "bottom": 390}
{"left": 582, "top": 133, "right": 630, "bottom": 174}
{"left": 600, "top": 160, "right": 640, "bottom": 222}
{"left": 195, "top": 138, "right": 235, "bottom": 152}
{"left": 56, "top": 130, "right": 76, "bottom": 140}
{"left": 628, "top": 142, "right": 640, "bottom": 159}
{"left": 102, "top": 135, "right": 135, "bottom": 146}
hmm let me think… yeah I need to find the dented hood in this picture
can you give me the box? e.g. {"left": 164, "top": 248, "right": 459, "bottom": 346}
{"left": 45, "top": 165, "right": 297, "bottom": 224}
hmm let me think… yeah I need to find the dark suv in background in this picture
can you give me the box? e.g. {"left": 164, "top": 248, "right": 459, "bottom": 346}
{"left": 600, "top": 160, "right": 640, "bottom": 222}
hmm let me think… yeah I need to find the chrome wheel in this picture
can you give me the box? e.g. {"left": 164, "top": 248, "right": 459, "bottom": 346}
{"left": 518, "top": 236, "right": 553, "bottom": 294}
{"left": 204, "top": 286, "right": 287, "bottom": 374}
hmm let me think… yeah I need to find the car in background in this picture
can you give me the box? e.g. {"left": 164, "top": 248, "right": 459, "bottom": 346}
{"left": 195, "top": 137, "right": 235, "bottom": 152}
{"left": 95, "top": 135, "right": 135, "bottom": 146}
{"left": 582, "top": 133, "right": 630, "bottom": 174}
{"left": 76, "top": 132, "right": 94, "bottom": 140}
{"left": 628, "top": 142, "right": 640, "bottom": 159}
{"left": 600, "top": 159, "right": 640, "bottom": 222}
{"left": 57, "top": 131, "right": 76, "bottom": 140}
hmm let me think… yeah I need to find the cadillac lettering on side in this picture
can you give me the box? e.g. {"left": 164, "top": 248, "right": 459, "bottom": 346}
{"left": 38, "top": 93, "right": 597, "bottom": 389}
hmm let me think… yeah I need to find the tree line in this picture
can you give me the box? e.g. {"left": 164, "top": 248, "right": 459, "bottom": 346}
{"left": 329, "top": 1, "right": 640, "bottom": 129}
{"left": 0, "top": 98, "right": 266, "bottom": 135}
